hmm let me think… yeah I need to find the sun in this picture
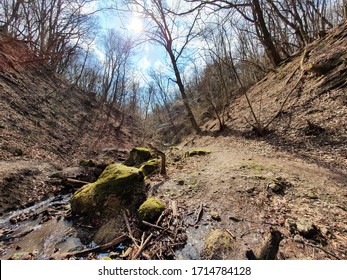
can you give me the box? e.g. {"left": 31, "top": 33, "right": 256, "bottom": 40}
{"left": 129, "top": 17, "right": 144, "bottom": 33}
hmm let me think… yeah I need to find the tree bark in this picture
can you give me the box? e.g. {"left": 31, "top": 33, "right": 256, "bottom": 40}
{"left": 167, "top": 47, "right": 201, "bottom": 133}
{"left": 252, "top": 0, "right": 282, "bottom": 67}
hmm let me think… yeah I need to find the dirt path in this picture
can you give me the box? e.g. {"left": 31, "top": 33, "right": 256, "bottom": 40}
{"left": 152, "top": 134, "right": 347, "bottom": 259}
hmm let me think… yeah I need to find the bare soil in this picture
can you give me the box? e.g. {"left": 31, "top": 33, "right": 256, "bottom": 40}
{"left": 150, "top": 133, "right": 347, "bottom": 259}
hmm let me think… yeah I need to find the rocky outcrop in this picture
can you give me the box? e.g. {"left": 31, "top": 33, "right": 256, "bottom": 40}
{"left": 70, "top": 164, "right": 146, "bottom": 222}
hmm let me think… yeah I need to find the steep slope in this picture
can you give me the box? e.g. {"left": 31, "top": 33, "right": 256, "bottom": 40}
{"left": 221, "top": 23, "right": 347, "bottom": 172}
{"left": 0, "top": 33, "right": 137, "bottom": 165}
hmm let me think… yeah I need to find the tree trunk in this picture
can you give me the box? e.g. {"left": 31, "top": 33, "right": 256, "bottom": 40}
{"left": 252, "top": 0, "right": 282, "bottom": 67}
{"left": 167, "top": 48, "right": 201, "bottom": 133}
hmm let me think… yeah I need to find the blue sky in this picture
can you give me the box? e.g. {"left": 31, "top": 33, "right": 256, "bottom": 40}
{"left": 87, "top": 0, "right": 168, "bottom": 83}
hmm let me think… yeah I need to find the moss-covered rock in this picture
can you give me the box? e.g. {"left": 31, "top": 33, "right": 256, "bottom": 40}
{"left": 70, "top": 164, "right": 145, "bottom": 220}
{"left": 185, "top": 149, "right": 211, "bottom": 157}
{"left": 140, "top": 158, "right": 161, "bottom": 176}
{"left": 138, "top": 198, "right": 166, "bottom": 223}
{"left": 201, "top": 229, "right": 236, "bottom": 260}
{"left": 124, "top": 147, "right": 152, "bottom": 167}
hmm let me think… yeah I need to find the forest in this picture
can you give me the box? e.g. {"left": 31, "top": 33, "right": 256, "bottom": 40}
{"left": 0, "top": 0, "right": 346, "bottom": 261}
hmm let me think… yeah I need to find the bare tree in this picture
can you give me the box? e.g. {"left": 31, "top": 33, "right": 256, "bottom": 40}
{"left": 0, "top": 0, "right": 99, "bottom": 73}
{"left": 118, "top": 0, "right": 201, "bottom": 133}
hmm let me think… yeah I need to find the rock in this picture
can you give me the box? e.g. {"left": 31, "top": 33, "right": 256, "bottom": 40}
{"left": 138, "top": 198, "right": 166, "bottom": 223}
{"left": 9, "top": 252, "right": 33, "bottom": 260}
{"left": 185, "top": 149, "right": 211, "bottom": 157}
{"left": 307, "top": 191, "right": 318, "bottom": 199}
{"left": 296, "top": 218, "right": 319, "bottom": 239}
{"left": 268, "top": 177, "right": 293, "bottom": 194}
{"left": 140, "top": 159, "right": 161, "bottom": 176}
{"left": 93, "top": 218, "right": 124, "bottom": 245}
{"left": 201, "top": 229, "right": 236, "bottom": 260}
{"left": 70, "top": 164, "right": 146, "bottom": 222}
{"left": 211, "top": 210, "right": 221, "bottom": 221}
{"left": 124, "top": 147, "right": 152, "bottom": 167}
{"left": 177, "top": 180, "right": 185, "bottom": 186}
{"left": 285, "top": 218, "right": 297, "bottom": 234}
{"left": 79, "top": 159, "right": 97, "bottom": 167}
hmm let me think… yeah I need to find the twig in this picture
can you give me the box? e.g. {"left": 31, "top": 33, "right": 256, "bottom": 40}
{"left": 123, "top": 212, "right": 139, "bottom": 248}
{"left": 147, "top": 143, "right": 167, "bottom": 175}
{"left": 305, "top": 242, "right": 341, "bottom": 260}
{"left": 226, "top": 229, "right": 236, "bottom": 239}
{"left": 194, "top": 203, "right": 203, "bottom": 225}
{"left": 171, "top": 201, "right": 178, "bottom": 217}
{"left": 142, "top": 220, "right": 165, "bottom": 231}
{"left": 156, "top": 209, "right": 167, "bottom": 225}
{"left": 56, "top": 234, "right": 128, "bottom": 259}
{"left": 133, "top": 233, "right": 154, "bottom": 260}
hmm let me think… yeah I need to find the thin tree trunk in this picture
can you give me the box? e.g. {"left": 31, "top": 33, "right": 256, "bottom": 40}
{"left": 167, "top": 48, "right": 201, "bottom": 133}
{"left": 252, "top": 0, "right": 282, "bottom": 67}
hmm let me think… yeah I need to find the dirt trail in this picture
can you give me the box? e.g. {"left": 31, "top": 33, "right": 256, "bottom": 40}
{"left": 153, "top": 134, "right": 347, "bottom": 259}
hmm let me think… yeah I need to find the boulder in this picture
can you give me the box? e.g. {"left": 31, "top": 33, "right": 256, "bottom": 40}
{"left": 124, "top": 147, "right": 152, "bottom": 167}
{"left": 70, "top": 164, "right": 145, "bottom": 222}
{"left": 140, "top": 159, "right": 161, "bottom": 176}
{"left": 138, "top": 198, "right": 166, "bottom": 223}
{"left": 201, "top": 229, "right": 236, "bottom": 259}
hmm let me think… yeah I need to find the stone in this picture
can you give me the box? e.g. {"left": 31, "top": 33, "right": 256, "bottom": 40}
{"left": 296, "top": 218, "right": 319, "bottom": 239}
{"left": 140, "top": 159, "right": 161, "bottom": 176}
{"left": 211, "top": 210, "right": 221, "bottom": 221}
{"left": 124, "top": 147, "right": 152, "bottom": 167}
{"left": 177, "top": 180, "right": 185, "bottom": 186}
{"left": 201, "top": 229, "right": 236, "bottom": 260}
{"left": 138, "top": 197, "right": 166, "bottom": 223}
{"left": 307, "top": 191, "right": 318, "bottom": 199}
{"left": 93, "top": 218, "right": 124, "bottom": 245}
{"left": 70, "top": 164, "right": 145, "bottom": 222}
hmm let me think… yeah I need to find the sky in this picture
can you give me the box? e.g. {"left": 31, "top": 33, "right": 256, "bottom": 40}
{"left": 85, "top": 0, "right": 168, "bottom": 84}
{"left": 82, "top": 0, "right": 202, "bottom": 86}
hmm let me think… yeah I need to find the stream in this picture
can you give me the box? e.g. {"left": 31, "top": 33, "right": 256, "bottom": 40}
{"left": 0, "top": 193, "right": 204, "bottom": 260}
{"left": 0, "top": 194, "right": 85, "bottom": 259}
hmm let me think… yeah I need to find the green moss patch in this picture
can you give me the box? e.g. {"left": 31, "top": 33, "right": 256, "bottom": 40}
{"left": 185, "top": 149, "right": 211, "bottom": 157}
{"left": 140, "top": 159, "right": 161, "bottom": 176}
{"left": 138, "top": 198, "right": 166, "bottom": 223}
{"left": 201, "top": 229, "right": 236, "bottom": 260}
{"left": 124, "top": 147, "right": 152, "bottom": 167}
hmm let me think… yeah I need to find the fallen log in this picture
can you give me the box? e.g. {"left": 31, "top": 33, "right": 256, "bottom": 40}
{"left": 54, "top": 234, "right": 128, "bottom": 259}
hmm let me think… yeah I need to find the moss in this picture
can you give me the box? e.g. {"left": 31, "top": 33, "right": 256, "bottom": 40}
{"left": 70, "top": 164, "right": 145, "bottom": 218}
{"left": 124, "top": 147, "right": 152, "bottom": 167}
{"left": 184, "top": 149, "right": 211, "bottom": 157}
{"left": 138, "top": 198, "right": 166, "bottom": 222}
{"left": 140, "top": 158, "right": 161, "bottom": 176}
{"left": 201, "top": 229, "right": 236, "bottom": 260}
